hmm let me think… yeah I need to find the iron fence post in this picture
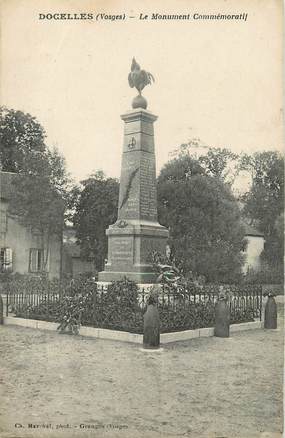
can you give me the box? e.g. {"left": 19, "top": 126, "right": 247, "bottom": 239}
{"left": 6, "top": 289, "right": 9, "bottom": 317}
{"left": 0, "top": 294, "right": 3, "bottom": 324}
{"left": 259, "top": 287, "right": 262, "bottom": 321}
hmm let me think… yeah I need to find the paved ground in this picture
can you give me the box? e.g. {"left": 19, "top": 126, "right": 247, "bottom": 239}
{"left": 0, "top": 305, "right": 283, "bottom": 438}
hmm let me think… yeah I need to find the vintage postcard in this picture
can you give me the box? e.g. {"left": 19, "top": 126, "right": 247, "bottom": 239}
{"left": 0, "top": 0, "right": 283, "bottom": 437}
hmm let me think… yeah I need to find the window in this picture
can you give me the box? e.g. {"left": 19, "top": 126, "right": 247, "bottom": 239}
{"left": 29, "top": 249, "right": 44, "bottom": 273}
{"left": 0, "top": 210, "right": 7, "bottom": 233}
{"left": 0, "top": 248, "right": 13, "bottom": 272}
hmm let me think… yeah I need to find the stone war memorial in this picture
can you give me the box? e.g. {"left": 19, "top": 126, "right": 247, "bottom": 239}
{"left": 99, "top": 58, "right": 169, "bottom": 284}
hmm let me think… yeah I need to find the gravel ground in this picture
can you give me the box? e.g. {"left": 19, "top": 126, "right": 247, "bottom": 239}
{"left": 0, "top": 305, "right": 283, "bottom": 438}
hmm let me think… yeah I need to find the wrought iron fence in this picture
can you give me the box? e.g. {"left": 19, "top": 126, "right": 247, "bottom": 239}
{"left": 5, "top": 282, "right": 262, "bottom": 333}
{"left": 6, "top": 290, "right": 61, "bottom": 320}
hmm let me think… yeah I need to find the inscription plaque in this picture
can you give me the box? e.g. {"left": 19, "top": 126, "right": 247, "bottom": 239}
{"left": 110, "top": 237, "right": 133, "bottom": 265}
{"left": 139, "top": 153, "right": 157, "bottom": 220}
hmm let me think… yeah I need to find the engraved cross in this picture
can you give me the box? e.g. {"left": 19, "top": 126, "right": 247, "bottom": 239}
{"left": 128, "top": 137, "right": 136, "bottom": 149}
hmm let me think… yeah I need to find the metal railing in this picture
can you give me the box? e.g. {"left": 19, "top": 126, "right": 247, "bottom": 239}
{"left": 5, "top": 283, "right": 262, "bottom": 333}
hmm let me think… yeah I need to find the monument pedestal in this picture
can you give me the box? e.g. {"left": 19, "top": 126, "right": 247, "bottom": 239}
{"left": 99, "top": 220, "right": 168, "bottom": 283}
{"left": 99, "top": 108, "right": 169, "bottom": 283}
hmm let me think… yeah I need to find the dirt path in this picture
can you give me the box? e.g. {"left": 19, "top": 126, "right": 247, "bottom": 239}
{"left": 0, "top": 306, "right": 283, "bottom": 438}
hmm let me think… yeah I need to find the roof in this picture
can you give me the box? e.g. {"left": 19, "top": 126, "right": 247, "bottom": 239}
{"left": 0, "top": 171, "right": 17, "bottom": 200}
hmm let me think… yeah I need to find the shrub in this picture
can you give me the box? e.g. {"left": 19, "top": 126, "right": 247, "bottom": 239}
{"left": 159, "top": 301, "right": 215, "bottom": 332}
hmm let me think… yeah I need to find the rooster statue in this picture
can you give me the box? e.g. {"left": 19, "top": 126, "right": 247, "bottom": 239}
{"left": 128, "top": 58, "right": 154, "bottom": 109}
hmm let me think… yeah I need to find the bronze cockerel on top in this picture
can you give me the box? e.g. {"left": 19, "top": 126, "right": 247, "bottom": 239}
{"left": 128, "top": 58, "right": 154, "bottom": 109}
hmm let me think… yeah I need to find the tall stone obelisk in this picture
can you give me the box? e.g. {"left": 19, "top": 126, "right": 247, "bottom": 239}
{"left": 98, "top": 58, "right": 169, "bottom": 283}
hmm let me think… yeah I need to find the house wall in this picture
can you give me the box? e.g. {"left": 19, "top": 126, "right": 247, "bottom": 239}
{"left": 61, "top": 247, "right": 73, "bottom": 277}
{"left": 0, "top": 200, "right": 61, "bottom": 279}
{"left": 62, "top": 248, "right": 95, "bottom": 278}
{"left": 243, "top": 235, "right": 265, "bottom": 273}
{"left": 72, "top": 258, "right": 95, "bottom": 277}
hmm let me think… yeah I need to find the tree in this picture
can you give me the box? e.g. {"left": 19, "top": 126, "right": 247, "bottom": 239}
{"left": 199, "top": 147, "right": 239, "bottom": 182}
{"left": 171, "top": 139, "right": 239, "bottom": 183}
{"left": 2, "top": 107, "right": 71, "bottom": 273}
{"left": 72, "top": 171, "right": 119, "bottom": 270}
{"left": 0, "top": 106, "right": 46, "bottom": 172}
{"left": 241, "top": 151, "right": 284, "bottom": 271}
{"left": 157, "top": 148, "right": 246, "bottom": 283}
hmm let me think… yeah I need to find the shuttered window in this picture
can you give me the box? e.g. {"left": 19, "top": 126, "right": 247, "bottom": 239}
{"left": 0, "top": 247, "right": 13, "bottom": 272}
{"left": 29, "top": 249, "right": 44, "bottom": 272}
{"left": 0, "top": 210, "right": 7, "bottom": 233}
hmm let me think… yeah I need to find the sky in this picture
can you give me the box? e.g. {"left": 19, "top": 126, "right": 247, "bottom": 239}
{"left": 1, "top": 0, "right": 283, "bottom": 188}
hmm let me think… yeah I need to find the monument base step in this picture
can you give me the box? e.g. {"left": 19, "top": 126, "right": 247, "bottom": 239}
{"left": 98, "top": 270, "right": 158, "bottom": 284}
{"left": 97, "top": 281, "right": 156, "bottom": 292}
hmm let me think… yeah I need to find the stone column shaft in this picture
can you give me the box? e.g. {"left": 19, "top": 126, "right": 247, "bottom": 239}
{"left": 98, "top": 108, "right": 169, "bottom": 283}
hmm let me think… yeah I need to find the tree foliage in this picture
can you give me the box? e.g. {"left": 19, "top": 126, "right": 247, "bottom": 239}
{"left": 1, "top": 107, "right": 70, "bottom": 272}
{"left": 172, "top": 139, "right": 239, "bottom": 183}
{"left": 72, "top": 171, "right": 119, "bottom": 270}
{"left": 199, "top": 147, "right": 238, "bottom": 182}
{"left": 241, "top": 151, "right": 284, "bottom": 270}
{"left": 0, "top": 106, "right": 46, "bottom": 172}
{"left": 9, "top": 148, "right": 69, "bottom": 231}
{"left": 157, "top": 148, "right": 246, "bottom": 283}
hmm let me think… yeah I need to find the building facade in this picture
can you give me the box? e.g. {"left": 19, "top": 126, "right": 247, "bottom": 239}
{"left": 62, "top": 227, "right": 95, "bottom": 278}
{"left": 0, "top": 171, "right": 61, "bottom": 278}
{"left": 242, "top": 223, "right": 265, "bottom": 273}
